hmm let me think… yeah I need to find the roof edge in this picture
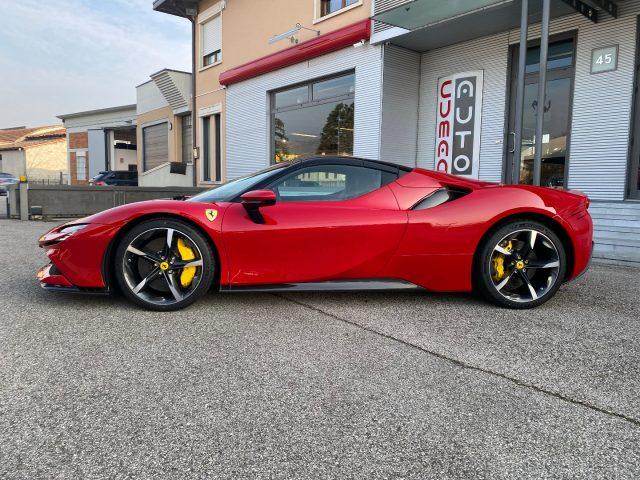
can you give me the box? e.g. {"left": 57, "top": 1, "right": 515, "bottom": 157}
{"left": 57, "top": 104, "right": 137, "bottom": 120}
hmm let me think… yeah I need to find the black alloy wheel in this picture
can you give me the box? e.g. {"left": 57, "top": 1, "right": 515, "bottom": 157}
{"left": 114, "top": 218, "right": 216, "bottom": 311}
{"left": 475, "top": 220, "right": 567, "bottom": 309}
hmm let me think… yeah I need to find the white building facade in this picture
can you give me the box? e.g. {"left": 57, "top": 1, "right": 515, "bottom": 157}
{"left": 220, "top": 0, "right": 640, "bottom": 264}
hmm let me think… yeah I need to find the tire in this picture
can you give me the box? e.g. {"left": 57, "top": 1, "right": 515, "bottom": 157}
{"left": 474, "top": 220, "right": 567, "bottom": 309}
{"left": 114, "top": 218, "right": 216, "bottom": 311}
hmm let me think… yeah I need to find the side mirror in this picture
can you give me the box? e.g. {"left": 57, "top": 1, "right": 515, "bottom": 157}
{"left": 241, "top": 189, "right": 276, "bottom": 207}
{"left": 240, "top": 190, "right": 276, "bottom": 223}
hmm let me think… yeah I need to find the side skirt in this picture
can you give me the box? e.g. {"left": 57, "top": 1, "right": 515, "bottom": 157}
{"left": 220, "top": 279, "right": 422, "bottom": 293}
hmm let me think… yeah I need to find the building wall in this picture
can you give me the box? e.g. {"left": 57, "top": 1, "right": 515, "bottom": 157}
{"left": 24, "top": 139, "right": 67, "bottom": 180}
{"left": 68, "top": 132, "right": 89, "bottom": 185}
{"left": 61, "top": 106, "right": 137, "bottom": 185}
{"left": 225, "top": 43, "right": 383, "bottom": 179}
{"left": 416, "top": 30, "right": 509, "bottom": 182}
{"left": 138, "top": 162, "right": 194, "bottom": 187}
{"left": 136, "top": 106, "right": 177, "bottom": 169}
{"left": 136, "top": 76, "right": 192, "bottom": 182}
{"left": 69, "top": 152, "right": 88, "bottom": 185}
{"left": 380, "top": 44, "right": 421, "bottom": 167}
{"left": 68, "top": 132, "right": 88, "bottom": 150}
{"left": 0, "top": 149, "right": 26, "bottom": 178}
{"left": 413, "top": 1, "right": 640, "bottom": 200}
{"left": 113, "top": 148, "right": 137, "bottom": 171}
{"left": 193, "top": 0, "right": 372, "bottom": 183}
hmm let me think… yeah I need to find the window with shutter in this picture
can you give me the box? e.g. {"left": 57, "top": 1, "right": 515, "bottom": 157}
{"left": 143, "top": 123, "right": 169, "bottom": 171}
{"left": 201, "top": 15, "right": 222, "bottom": 67}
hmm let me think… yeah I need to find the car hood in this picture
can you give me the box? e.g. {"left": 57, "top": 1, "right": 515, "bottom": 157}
{"left": 67, "top": 199, "right": 229, "bottom": 227}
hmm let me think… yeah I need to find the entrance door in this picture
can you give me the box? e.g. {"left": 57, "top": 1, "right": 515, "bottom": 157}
{"left": 629, "top": 19, "right": 640, "bottom": 199}
{"left": 506, "top": 36, "right": 576, "bottom": 188}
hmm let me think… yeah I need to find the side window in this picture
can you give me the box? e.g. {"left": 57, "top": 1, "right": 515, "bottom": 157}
{"left": 269, "top": 165, "right": 393, "bottom": 202}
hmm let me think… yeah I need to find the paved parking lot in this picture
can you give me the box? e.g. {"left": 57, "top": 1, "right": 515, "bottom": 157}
{"left": 0, "top": 219, "right": 639, "bottom": 479}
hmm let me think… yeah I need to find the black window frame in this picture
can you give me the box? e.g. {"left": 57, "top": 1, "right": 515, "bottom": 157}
{"left": 270, "top": 71, "right": 356, "bottom": 165}
{"left": 202, "top": 113, "right": 222, "bottom": 182}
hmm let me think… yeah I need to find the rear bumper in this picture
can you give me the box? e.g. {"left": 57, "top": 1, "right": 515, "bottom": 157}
{"left": 560, "top": 210, "right": 593, "bottom": 280}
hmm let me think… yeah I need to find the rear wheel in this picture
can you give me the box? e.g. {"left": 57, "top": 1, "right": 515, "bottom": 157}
{"left": 114, "top": 218, "right": 216, "bottom": 311}
{"left": 475, "top": 220, "right": 567, "bottom": 309}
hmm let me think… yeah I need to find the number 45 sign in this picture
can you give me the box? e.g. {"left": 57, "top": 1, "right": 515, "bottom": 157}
{"left": 591, "top": 45, "right": 618, "bottom": 74}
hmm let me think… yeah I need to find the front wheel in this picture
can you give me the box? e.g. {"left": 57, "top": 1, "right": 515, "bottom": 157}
{"left": 114, "top": 218, "right": 216, "bottom": 311}
{"left": 475, "top": 220, "right": 567, "bottom": 309}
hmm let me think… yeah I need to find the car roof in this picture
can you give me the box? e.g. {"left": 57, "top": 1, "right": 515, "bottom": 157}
{"left": 287, "top": 156, "right": 413, "bottom": 173}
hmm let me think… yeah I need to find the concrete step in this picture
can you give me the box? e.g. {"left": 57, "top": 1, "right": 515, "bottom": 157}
{"left": 592, "top": 217, "right": 640, "bottom": 229}
{"left": 589, "top": 212, "right": 640, "bottom": 221}
{"left": 593, "top": 229, "right": 640, "bottom": 244}
{"left": 593, "top": 242, "right": 640, "bottom": 264}
{"left": 590, "top": 201, "right": 640, "bottom": 207}
{"left": 594, "top": 234, "right": 640, "bottom": 247}
{"left": 592, "top": 256, "right": 640, "bottom": 268}
{"left": 594, "top": 225, "right": 640, "bottom": 236}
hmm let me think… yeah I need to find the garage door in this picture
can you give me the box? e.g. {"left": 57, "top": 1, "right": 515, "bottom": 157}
{"left": 143, "top": 122, "right": 168, "bottom": 171}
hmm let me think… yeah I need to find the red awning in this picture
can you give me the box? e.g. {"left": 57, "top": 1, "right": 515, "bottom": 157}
{"left": 219, "top": 19, "right": 371, "bottom": 86}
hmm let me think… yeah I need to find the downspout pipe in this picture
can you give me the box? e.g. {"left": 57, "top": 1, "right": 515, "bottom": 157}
{"left": 512, "top": 0, "right": 528, "bottom": 184}
{"left": 189, "top": 13, "right": 198, "bottom": 187}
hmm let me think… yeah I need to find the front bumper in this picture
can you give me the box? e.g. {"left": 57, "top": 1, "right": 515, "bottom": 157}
{"left": 37, "top": 262, "right": 110, "bottom": 294}
{"left": 37, "top": 222, "right": 120, "bottom": 290}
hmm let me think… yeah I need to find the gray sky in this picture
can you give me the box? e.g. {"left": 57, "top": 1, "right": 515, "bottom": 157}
{"left": 0, "top": 0, "right": 191, "bottom": 128}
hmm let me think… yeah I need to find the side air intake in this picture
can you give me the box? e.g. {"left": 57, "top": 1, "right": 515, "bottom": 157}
{"left": 411, "top": 187, "right": 470, "bottom": 210}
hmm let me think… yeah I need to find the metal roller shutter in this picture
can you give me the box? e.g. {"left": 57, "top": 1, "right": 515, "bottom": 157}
{"left": 202, "top": 15, "right": 222, "bottom": 57}
{"left": 143, "top": 122, "right": 168, "bottom": 171}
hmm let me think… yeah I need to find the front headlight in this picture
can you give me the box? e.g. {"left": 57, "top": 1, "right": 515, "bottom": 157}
{"left": 39, "top": 223, "right": 90, "bottom": 247}
{"left": 59, "top": 224, "right": 88, "bottom": 235}
{"left": 56, "top": 223, "right": 89, "bottom": 242}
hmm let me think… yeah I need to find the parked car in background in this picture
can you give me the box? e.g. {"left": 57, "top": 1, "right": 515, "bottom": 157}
{"left": 0, "top": 172, "right": 19, "bottom": 196}
{"left": 89, "top": 171, "right": 138, "bottom": 187}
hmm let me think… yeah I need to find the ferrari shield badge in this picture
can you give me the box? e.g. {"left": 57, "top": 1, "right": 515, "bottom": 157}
{"left": 205, "top": 209, "right": 218, "bottom": 222}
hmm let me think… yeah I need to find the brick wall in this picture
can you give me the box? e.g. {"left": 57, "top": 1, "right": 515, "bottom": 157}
{"left": 68, "top": 132, "right": 88, "bottom": 150}
{"left": 69, "top": 151, "right": 89, "bottom": 185}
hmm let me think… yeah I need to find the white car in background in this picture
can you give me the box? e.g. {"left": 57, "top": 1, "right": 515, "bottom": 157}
{"left": 0, "top": 172, "right": 19, "bottom": 196}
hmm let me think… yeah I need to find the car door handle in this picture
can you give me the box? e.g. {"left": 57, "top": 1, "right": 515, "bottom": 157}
{"left": 509, "top": 132, "right": 516, "bottom": 154}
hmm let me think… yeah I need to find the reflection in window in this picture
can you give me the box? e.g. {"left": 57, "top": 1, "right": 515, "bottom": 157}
{"left": 270, "top": 165, "right": 387, "bottom": 201}
{"left": 320, "top": 0, "right": 359, "bottom": 17}
{"left": 272, "top": 73, "right": 355, "bottom": 163}
{"left": 519, "top": 78, "right": 572, "bottom": 188}
{"left": 274, "top": 86, "right": 309, "bottom": 109}
{"left": 525, "top": 39, "right": 574, "bottom": 74}
{"left": 313, "top": 74, "right": 355, "bottom": 101}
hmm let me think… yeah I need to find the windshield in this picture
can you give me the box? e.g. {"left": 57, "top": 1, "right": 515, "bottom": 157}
{"left": 187, "top": 162, "right": 291, "bottom": 203}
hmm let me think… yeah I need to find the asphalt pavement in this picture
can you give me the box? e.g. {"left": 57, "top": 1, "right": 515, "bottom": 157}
{"left": 0, "top": 219, "right": 638, "bottom": 479}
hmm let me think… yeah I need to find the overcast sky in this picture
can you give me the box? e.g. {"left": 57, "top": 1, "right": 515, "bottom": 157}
{"left": 0, "top": 0, "right": 191, "bottom": 128}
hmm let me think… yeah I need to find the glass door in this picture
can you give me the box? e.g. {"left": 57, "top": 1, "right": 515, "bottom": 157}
{"left": 506, "top": 37, "right": 576, "bottom": 188}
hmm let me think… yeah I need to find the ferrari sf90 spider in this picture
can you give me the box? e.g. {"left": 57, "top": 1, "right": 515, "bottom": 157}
{"left": 37, "top": 157, "right": 592, "bottom": 311}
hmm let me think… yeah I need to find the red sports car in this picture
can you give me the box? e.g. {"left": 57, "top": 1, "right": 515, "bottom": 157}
{"left": 37, "top": 157, "right": 593, "bottom": 311}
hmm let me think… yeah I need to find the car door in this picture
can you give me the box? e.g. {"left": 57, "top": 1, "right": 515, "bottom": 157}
{"left": 221, "top": 163, "right": 408, "bottom": 286}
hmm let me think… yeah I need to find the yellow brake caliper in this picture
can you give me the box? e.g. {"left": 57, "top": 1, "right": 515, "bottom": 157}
{"left": 492, "top": 240, "right": 512, "bottom": 281}
{"left": 177, "top": 238, "right": 197, "bottom": 288}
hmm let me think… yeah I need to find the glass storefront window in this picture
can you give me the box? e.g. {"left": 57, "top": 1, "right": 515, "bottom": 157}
{"left": 274, "top": 86, "right": 309, "bottom": 109}
{"left": 272, "top": 73, "right": 355, "bottom": 163}
{"left": 525, "top": 39, "right": 574, "bottom": 74}
{"left": 312, "top": 74, "right": 355, "bottom": 101}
